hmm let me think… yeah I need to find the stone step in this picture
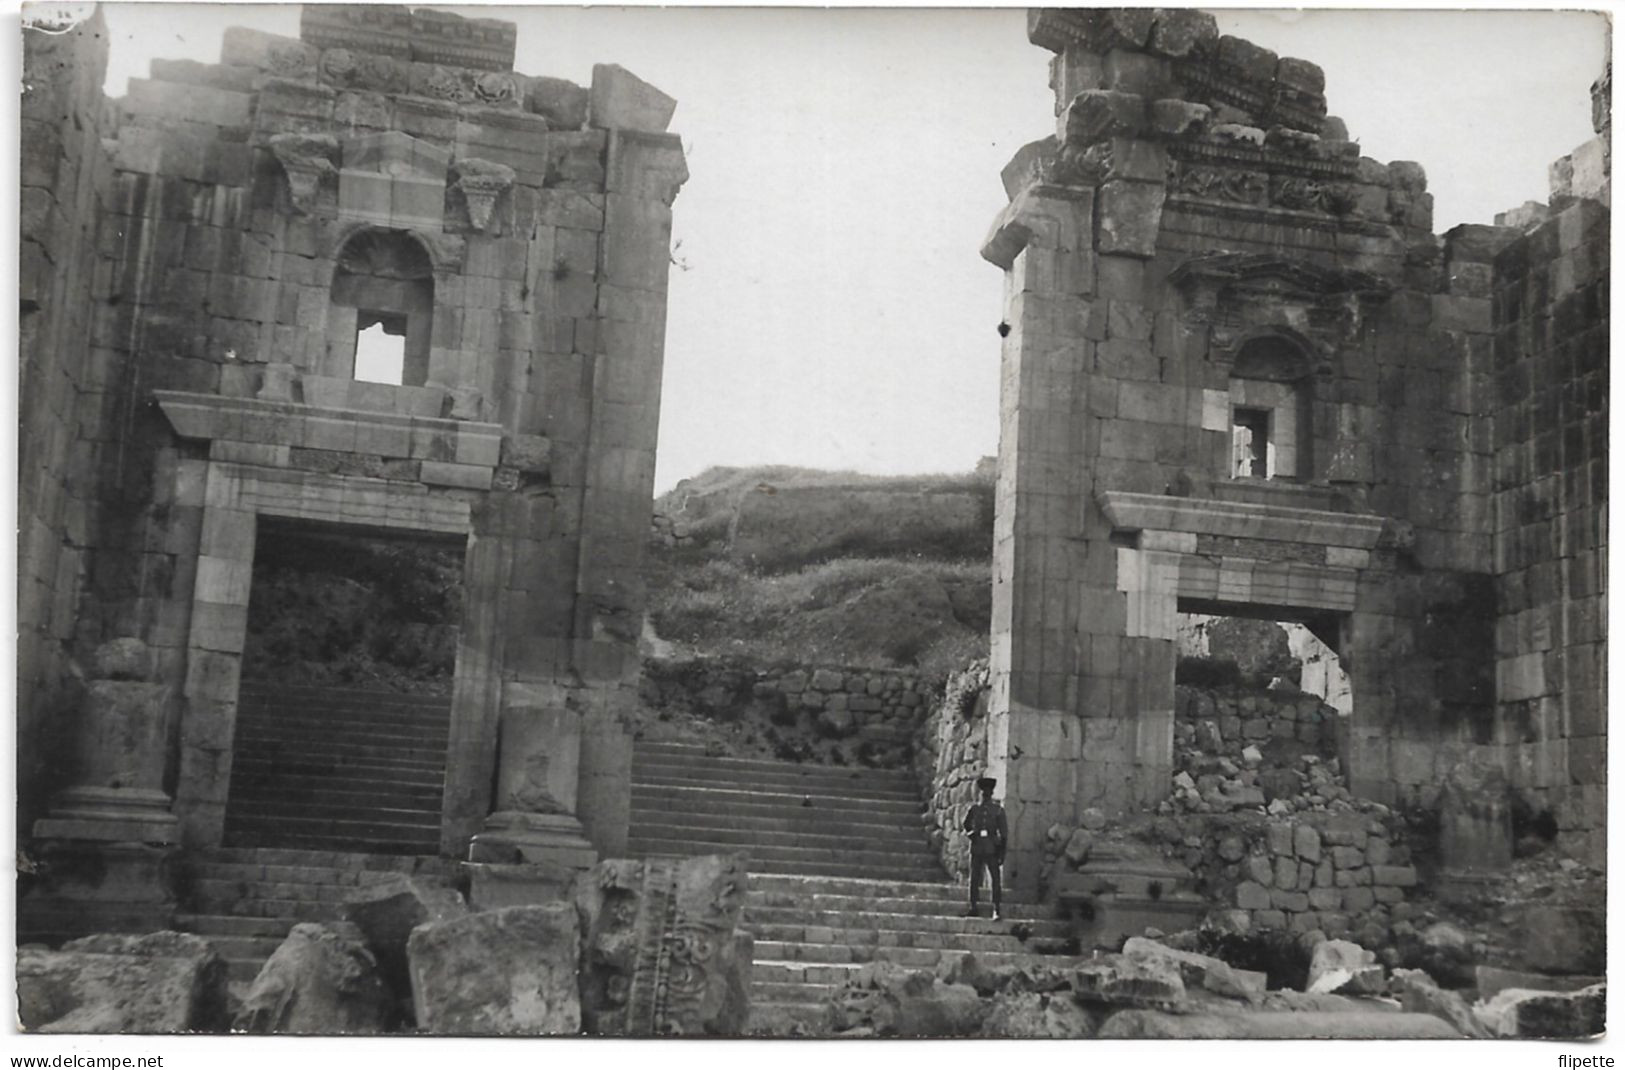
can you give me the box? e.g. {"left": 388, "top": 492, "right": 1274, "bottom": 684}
{"left": 227, "top": 770, "right": 447, "bottom": 798}
{"left": 632, "top": 748, "right": 918, "bottom": 779}
{"left": 752, "top": 933, "right": 1061, "bottom": 962}
{"left": 238, "top": 683, "right": 453, "bottom": 710}
{"left": 229, "top": 757, "right": 448, "bottom": 785}
{"left": 182, "top": 896, "right": 346, "bottom": 922}
{"left": 223, "top": 816, "right": 440, "bottom": 855}
{"left": 627, "top": 819, "right": 934, "bottom": 853}
{"left": 235, "top": 720, "right": 452, "bottom": 747}
{"left": 630, "top": 786, "right": 924, "bottom": 818}
{"left": 635, "top": 742, "right": 917, "bottom": 774}
{"left": 193, "top": 847, "right": 448, "bottom": 872}
{"left": 180, "top": 860, "right": 423, "bottom": 888}
{"left": 747, "top": 872, "right": 974, "bottom": 899}
{"left": 174, "top": 913, "right": 296, "bottom": 938}
{"left": 635, "top": 852, "right": 943, "bottom": 881}
{"left": 231, "top": 738, "right": 452, "bottom": 767}
{"left": 224, "top": 797, "right": 440, "bottom": 825}
{"left": 188, "top": 877, "right": 365, "bottom": 907}
{"left": 755, "top": 950, "right": 1089, "bottom": 985}
{"left": 748, "top": 890, "right": 1039, "bottom": 917}
{"left": 747, "top": 914, "right": 1070, "bottom": 941}
{"left": 626, "top": 838, "right": 942, "bottom": 873}
{"left": 195, "top": 932, "right": 286, "bottom": 962}
{"left": 627, "top": 809, "right": 931, "bottom": 840}
{"left": 752, "top": 981, "right": 841, "bottom": 1005}
{"left": 227, "top": 782, "right": 445, "bottom": 812}
{"left": 631, "top": 765, "right": 920, "bottom": 799}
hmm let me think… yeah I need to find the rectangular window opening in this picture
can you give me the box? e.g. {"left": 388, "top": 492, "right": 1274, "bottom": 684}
{"left": 353, "top": 311, "right": 408, "bottom": 385}
{"left": 1232, "top": 407, "right": 1271, "bottom": 479}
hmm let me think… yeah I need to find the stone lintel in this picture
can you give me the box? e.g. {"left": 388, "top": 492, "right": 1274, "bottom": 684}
{"left": 1098, "top": 489, "right": 1385, "bottom": 550}
{"left": 153, "top": 390, "right": 506, "bottom": 474}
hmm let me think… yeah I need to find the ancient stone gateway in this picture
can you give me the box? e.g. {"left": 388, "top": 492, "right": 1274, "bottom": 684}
{"left": 982, "top": 9, "right": 1607, "bottom": 895}
{"left": 20, "top": 5, "right": 687, "bottom": 932}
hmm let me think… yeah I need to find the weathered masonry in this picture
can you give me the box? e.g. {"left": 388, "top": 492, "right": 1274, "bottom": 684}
{"left": 20, "top": 5, "right": 686, "bottom": 928}
{"left": 981, "top": 9, "right": 1607, "bottom": 894}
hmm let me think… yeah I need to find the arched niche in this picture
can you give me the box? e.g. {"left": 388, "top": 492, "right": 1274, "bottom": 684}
{"left": 1227, "top": 331, "right": 1313, "bottom": 482}
{"left": 324, "top": 228, "right": 436, "bottom": 387}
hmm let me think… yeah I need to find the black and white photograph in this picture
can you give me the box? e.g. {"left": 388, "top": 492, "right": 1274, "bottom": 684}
{"left": 11, "top": 0, "right": 1611, "bottom": 1054}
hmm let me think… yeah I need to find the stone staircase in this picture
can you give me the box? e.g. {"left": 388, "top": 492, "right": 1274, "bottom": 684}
{"left": 174, "top": 846, "right": 453, "bottom": 983}
{"left": 225, "top": 682, "right": 451, "bottom": 855}
{"left": 628, "top": 741, "right": 1080, "bottom": 1030}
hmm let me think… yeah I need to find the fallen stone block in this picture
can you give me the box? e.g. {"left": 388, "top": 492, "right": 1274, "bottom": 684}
{"left": 937, "top": 952, "right": 1071, "bottom": 997}
{"left": 1099, "top": 1009, "right": 1463, "bottom": 1039}
{"left": 235, "top": 923, "right": 392, "bottom": 1035}
{"left": 1072, "top": 954, "right": 1185, "bottom": 1007}
{"left": 343, "top": 875, "right": 468, "bottom": 1009}
{"left": 1122, "top": 936, "right": 1265, "bottom": 1000}
{"left": 1391, "top": 968, "right": 1490, "bottom": 1038}
{"left": 408, "top": 903, "right": 580, "bottom": 1036}
{"left": 1475, "top": 983, "right": 1605, "bottom": 1038}
{"left": 1307, "top": 939, "right": 1384, "bottom": 996}
{"left": 18, "top": 932, "right": 228, "bottom": 1033}
{"left": 1475, "top": 965, "right": 1604, "bottom": 1000}
{"left": 576, "top": 853, "right": 752, "bottom": 1036}
{"left": 830, "top": 962, "right": 986, "bottom": 1038}
{"left": 981, "top": 991, "right": 1100, "bottom": 1038}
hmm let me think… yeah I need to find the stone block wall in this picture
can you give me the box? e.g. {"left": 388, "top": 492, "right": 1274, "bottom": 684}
{"left": 1173, "top": 684, "right": 1343, "bottom": 808}
{"left": 640, "top": 657, "right": 928, "bottom": 767}
{"left": 19, "top": 5, "right": 688, "bottom": 862}
{"left": 1490, "top": 195, "right": 1609, "bottom": 864}
{"left": 1148, "top": 811, "right": 1413, "bottom": 946}
{"left": 18, "top": 11, "right": 117, "bottom": 833}
{"left": 979, "top": 9, "right": 1571, "bottom": 892}
{"left": 913, "top": 661, "right": 994, "bottom": 879}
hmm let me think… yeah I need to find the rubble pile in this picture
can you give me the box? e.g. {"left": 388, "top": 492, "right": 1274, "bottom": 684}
{"left": 818, "top": 935, "right": 1595, "bottom": 1038}
{"left": 1167, "top": 683, "right": 1355, "bottom": 816}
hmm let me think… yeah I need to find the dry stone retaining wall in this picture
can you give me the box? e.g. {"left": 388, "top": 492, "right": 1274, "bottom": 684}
{"left": 640, "top": 657, "right": 931, "bottom": 768}
{"left": 913, "top": 661, "right": 992, "bottom": 879}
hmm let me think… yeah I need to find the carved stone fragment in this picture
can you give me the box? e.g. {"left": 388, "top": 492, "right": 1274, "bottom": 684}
{"left": 267, "top": 133, "right": 339, "bottom": 214}
{"left": 575, "top": 853, "right": 753, "bottom": 1036}
{"left": 453, "top": 158, "right": 516, "bottom": 232}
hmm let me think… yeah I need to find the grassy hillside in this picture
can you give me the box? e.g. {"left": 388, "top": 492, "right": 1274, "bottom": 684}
{"left": 647, "top": 465, "right": 995, "bottom": 677}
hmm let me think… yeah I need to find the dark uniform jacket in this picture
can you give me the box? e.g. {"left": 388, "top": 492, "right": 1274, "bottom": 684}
{"left": 962, "top": 800, "right": 1008, "bottom": 860}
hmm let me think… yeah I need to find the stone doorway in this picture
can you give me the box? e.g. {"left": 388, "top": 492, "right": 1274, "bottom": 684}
{"left": 1171, "top": 603, "right": 1352, "bottom": 811}
{"left": 222, "top": 519, "right": 465, "bottom": 854}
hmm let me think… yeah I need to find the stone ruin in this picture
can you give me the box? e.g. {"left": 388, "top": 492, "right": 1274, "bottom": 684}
{"left": 14, "top": 1, "right": 1610, "bottom": 1041}
{"left": 977, "top": 8, "right": 1608, "bottom": 902}
{"left": 20, "top": 3, "right": 686, "bottom": 932}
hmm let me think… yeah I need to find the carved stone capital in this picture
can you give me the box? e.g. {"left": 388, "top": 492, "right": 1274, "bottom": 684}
{"left": 267, "top": 133, "right": 339, "bottom": 214}
{"left": 452, "top": 158, "right": 516, "bottom": 231}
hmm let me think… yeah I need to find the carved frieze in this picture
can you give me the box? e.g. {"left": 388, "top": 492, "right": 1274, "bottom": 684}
{"left": 1167, "top": 159, "right": 1268, "bottom": 206}
{"left": 576, "top": 855, "right": 752, "bottom": 1036}
{"left": 319, "top": 48, "right": 409, "bottom": 95}
{"left": 1270, "top": 174, "right": 1357, "bottom": 216}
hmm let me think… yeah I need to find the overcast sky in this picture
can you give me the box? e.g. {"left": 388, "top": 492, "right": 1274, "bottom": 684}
{"left": 90, "top": 4, "right": 1608, "bottom": 492}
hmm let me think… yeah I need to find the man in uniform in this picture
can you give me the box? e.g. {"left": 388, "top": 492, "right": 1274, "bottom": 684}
{"left": 962, "top": 775, "right": 1007, "bottom": 920}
